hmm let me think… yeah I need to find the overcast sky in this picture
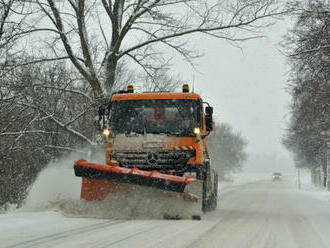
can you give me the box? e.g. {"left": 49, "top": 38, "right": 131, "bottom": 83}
{"left": 173, "top": 20, "right": 295, "bottom": 173}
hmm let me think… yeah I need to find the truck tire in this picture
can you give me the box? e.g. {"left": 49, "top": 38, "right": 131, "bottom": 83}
{"left": 202, "top": 177, "right": 210, "bottom": 212}
{"left": 202, "top": 172, "right": 218, "bottom": 212}
{"left": 210, "top": 173, "right": 218, "bottom": 210}
{"left": 202, "top": 191, "right": 209, "bottom": 212}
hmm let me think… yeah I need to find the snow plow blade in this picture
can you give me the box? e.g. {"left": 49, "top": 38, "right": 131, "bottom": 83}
{"left": 74, "top": 159, "right": 203, "bottom": 202}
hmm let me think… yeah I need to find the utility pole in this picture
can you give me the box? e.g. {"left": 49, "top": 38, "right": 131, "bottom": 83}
{"left": 321, "top": 130, "right": 330, "bottom": 191}
{"left": 327, "top": 141, "right": 330, "bottom": 191}
{"left": 297, "top": 168, "right": 301, "bottom": 190}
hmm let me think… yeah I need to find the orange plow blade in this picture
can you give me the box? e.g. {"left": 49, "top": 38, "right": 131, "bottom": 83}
{"left": 74, "top": 159, "right": 203, "bottom": 203}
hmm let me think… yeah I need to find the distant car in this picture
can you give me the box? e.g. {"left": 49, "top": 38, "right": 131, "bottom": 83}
{"left": 272, "top": 172, "right": 282, "bottom": 181}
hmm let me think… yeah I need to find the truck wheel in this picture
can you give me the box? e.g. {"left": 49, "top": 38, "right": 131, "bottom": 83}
{"left": 202, "top": 180, "right": 209, "bottom": 212}
{"left": 212, "top": 173, "right": 218, "bottom": 209}
{"left": 202, "top": 168, "right": 218, "bottom": 212}
{"left": 202, "top": 187, "right": 207, "bottom": 212}
{"left": 202, "top": 191, "right": 217, "bottom": 212}
{"left": 209, "top": 194, "right": 217, "bottom": 210}
{"left": 204, "top": 173, "right": 218, "bottom": 211}
{"left": 210, "top": 183, "right": 218, "bottom": 210}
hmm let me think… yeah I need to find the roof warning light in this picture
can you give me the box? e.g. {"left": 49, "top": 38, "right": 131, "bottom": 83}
{"left": 127, "top": 84, "right": 134, "bottom": 93}
{"left": 182, "top": 84, "right": 189, "bottom": 93}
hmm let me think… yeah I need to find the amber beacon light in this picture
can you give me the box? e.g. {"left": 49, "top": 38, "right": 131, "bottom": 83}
{"left": 127, "top": 84, "right": 134, "bottom": 93}
{"left": 182, "top": 84, "right": 189, "bottom": 92}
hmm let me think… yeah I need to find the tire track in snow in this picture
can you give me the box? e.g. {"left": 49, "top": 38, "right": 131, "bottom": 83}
{"left": 97, "top": 224, "right": 165, "bottom": 248}
{"left": 4, "top": 220, "right": 125, "bottom": 248}
{"left": 94, "top": 214, "right": 222, "bottom": 248}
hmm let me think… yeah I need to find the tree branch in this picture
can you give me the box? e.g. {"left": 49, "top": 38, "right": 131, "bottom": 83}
{"left": 18, "top": 102, "right": 95, "bottom": 145}
{"left": 119, "top": 11, "right": 283, "bottom": 58}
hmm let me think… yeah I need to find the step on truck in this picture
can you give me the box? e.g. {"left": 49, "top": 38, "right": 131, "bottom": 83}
{"left": 74, "top": 84, "right": 218, "bottom": 219}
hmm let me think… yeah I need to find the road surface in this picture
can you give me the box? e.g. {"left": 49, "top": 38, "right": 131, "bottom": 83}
{"left": 1, "top": 178, "right": 330, "bottom": 248}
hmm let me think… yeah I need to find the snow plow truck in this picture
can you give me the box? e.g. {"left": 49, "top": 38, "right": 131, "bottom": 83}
{"left": 74, "top": 84, "right": 218, "bottom": 218}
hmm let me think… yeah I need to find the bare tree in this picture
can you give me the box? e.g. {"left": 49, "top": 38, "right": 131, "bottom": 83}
{"left": 1, "top": 1, "right": 22, "bottom": 54}
{"left": 283, "top": 0, "right": 330, "bottom": 183}
{"left": 29, "top": 0, "right": 283, "bottom": 98}
{"left": 142, "top": 67, "right": 180, "bottom": 92}
{"left": 0, "top": 1, "right": 40, "bottom": 69}
{"left": 0, "top": 61, "right": 98, "bottom": 208}
{"left": 207, "top": 123, "right": 248, "bottom": 178}
{"left": 0, "top": 0, "right": 283, "bottom": 149}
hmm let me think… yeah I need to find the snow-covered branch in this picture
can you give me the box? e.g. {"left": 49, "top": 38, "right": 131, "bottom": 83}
{"left": 0, "top": 130, "right": 58, "bottom": 136}
{"left": 290, "top": 45, "right": 330, "bottom": 57}
{"left": 32, "top": 84, "right": 93, "bottom": 103}
{"left": 44, "top": 145, "right": 89, "bottom": 154}
{"left": 119, "top": 9, "right": 282, "bottom": 58}
{"left": 19, "top": 102, "right": 95, "bottom": 145}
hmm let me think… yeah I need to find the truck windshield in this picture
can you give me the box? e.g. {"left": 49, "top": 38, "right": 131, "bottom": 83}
{"left": 109, "top": 99, "right": 201, "bottom": 136}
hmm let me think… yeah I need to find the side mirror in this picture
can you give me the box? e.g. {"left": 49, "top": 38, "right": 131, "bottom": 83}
{"left": 205, "top": 106, "right": 213, "bottom": 132}
{"left": 206, "top": 116, "right": 213, "bottom": 132}
{"left": 205, "top": 106, "right": 213, "bottom": 115}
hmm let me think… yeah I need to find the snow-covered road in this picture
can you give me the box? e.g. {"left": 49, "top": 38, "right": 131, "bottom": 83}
{"left": 2, "top": 178, "right": 330, "bottom": 248}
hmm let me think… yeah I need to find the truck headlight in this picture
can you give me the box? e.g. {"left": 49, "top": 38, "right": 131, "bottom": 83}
{"left": 102, "top": 129, "right": 110, "bottom": 136}
{"left": 194, "top": 127, "right": 201, "bottom": 135}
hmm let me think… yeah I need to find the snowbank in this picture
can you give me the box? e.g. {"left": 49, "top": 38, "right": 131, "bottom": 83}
{"left": 218, "top": 172, "right": 273, "bottom": 193}
{"left": 297, "top": 170, "right": 330, "bottom": 203}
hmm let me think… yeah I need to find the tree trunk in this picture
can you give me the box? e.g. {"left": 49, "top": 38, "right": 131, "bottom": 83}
{"left": 105, "top": 54, "right": 118, "bottom": 95}
{"left": 103, "top": 0, "right": 124, "bottom": 95}
{"left": 322, "top": 159, "right": 327, "bottom": 188}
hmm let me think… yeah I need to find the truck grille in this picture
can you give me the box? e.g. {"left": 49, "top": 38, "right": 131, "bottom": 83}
{"left": 111, "top": 150, "right": 195, "bottom": 169}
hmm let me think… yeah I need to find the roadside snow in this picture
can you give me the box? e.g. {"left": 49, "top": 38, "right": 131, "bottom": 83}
{"left": 297, "top": 170, "right": 330, "bottom": 203}
{"left": 219, "top": 172, "right": 276, "bottom": 194}
{"left": 222, "top": 172, "right": 273, "bottom": 185}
